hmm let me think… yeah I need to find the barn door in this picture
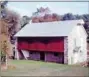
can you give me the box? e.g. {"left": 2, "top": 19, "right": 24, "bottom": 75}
{"left": 22, "top": 50, "right": 29, "bottom": 60}
{"left": 73, "top": 52, "right": 79, "bottom": 64}
{"left": 40, "top": 52, "right": 45, "bottom": 61}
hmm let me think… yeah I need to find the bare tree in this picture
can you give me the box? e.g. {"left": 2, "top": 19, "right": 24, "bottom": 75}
{"left": 20, "top": 16, "right": 31, "bottom": 28}
{"left": 1, "top": 1, "right": 20, "bottom": 70}
{"left": 32, "top": 7, "right": 60, "bottom": 23}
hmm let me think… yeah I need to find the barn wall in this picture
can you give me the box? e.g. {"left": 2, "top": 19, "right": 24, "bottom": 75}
{"left": 17, "top": 37, "right": 64, "bottom": 52}
{"left": 64, "top": 37, "right": 68, "bottom": 64}
{"left": 87, "top": 43, "right": 89, "bottom": 62}
{"left": 29, "top": 51, "right": 40, "bottom": 61}
{"left": 18, "top": 50, "right": 64, "bottom": 63}
{"left": 79, "top": 26, "right": 87, "bottom": 62}
{"left": 22, "top": 50, "right": 29, "bottom": 59}
{"left": 15, "top": 38, "right": 19, "bottom": 60}
{"left": 18, "top": 50, "right": 24, "bottom": 59}
{"left": 16, "top": 37, "right": 65, "bottom": 63}
{"left": 45, "top": 52, "right": 64, "bottom": 63}
{"left": 68, "top": 25, "right": 87, "bottom": 64}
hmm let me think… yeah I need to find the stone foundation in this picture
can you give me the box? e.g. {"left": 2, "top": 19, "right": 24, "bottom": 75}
{"left": 45, "top": 52, "right": 64, "bottom": 63}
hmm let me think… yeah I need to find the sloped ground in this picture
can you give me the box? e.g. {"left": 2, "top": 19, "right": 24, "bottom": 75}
{"left": 1, "top": 60, "right": 89, "bottom": 76}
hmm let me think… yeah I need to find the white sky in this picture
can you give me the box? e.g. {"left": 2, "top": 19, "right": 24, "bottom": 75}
{"left": 7, "top": 2, "right": 89, "bottom": 17}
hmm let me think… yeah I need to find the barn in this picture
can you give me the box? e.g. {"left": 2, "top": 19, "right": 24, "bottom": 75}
{"left": 14, "top": 19, "right": 88, "bottom": 65}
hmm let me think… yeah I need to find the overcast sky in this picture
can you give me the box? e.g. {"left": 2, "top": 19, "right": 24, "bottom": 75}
{"left": 7, "top": 2, "right": 89, "bottom": 17}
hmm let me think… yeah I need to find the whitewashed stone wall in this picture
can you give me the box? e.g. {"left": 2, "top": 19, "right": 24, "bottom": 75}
{"left": 64, "top": 37, "right": 68, "bottom": 64}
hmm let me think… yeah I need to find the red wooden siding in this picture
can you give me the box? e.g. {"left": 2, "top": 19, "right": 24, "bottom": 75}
{"left": 17, "top": 37, "right": 64, "bottom": 52}
{"left": 37, "top": 42, "right": 46, "bottom": 51}
{"left": 47, "top": 40, "right": 64, "bottom": 52}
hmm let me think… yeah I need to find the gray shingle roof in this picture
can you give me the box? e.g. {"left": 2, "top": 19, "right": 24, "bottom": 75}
{"left": 15, "top": 19, "right": 84, "bottom": 37}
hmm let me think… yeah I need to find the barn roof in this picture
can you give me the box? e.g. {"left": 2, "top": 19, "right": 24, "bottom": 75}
{"left": 15, "top": 19, "right": 84, "bottom": 37}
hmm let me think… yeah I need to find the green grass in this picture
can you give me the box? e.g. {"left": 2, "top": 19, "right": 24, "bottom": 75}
{"left": 1, "top": 60, "right": 89, "bottom": 76}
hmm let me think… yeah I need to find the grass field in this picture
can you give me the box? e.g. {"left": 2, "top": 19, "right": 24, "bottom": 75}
{"left": 1, "top": 60, "right": 89, "bottom": 76}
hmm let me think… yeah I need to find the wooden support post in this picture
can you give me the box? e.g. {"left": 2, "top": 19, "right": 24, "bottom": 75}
{"left": 15, "top": 38, "right": 19, "bottom": 60}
